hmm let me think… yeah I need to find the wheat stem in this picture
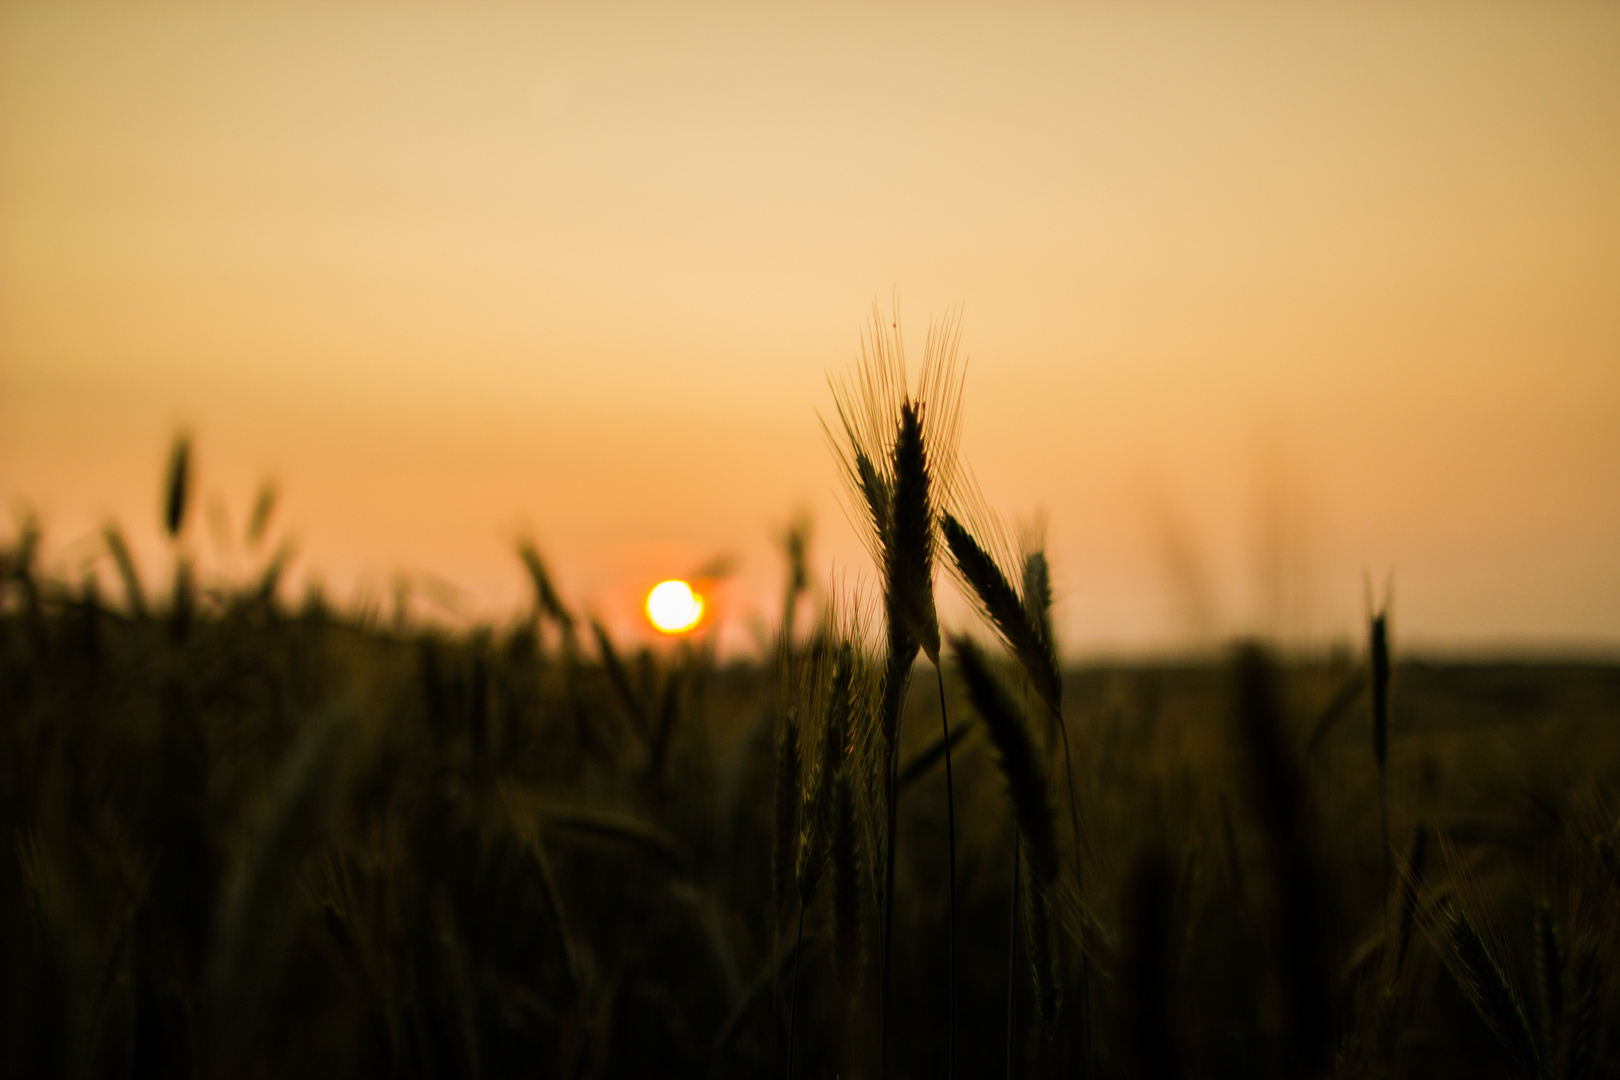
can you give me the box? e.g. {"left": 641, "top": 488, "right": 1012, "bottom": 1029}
{"left": 1371, "top": 610, "right": 1392, "bottom": 940}
{"left": 936, "top": 662, "right": 958, "bottom": 1080}
{"left": 878, "top": 654, "right": 909, "bottom": 1080}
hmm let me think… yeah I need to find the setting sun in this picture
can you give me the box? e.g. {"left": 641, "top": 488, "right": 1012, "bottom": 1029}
{"left": 646, "top": 579, "right": 703, "bottom": 634}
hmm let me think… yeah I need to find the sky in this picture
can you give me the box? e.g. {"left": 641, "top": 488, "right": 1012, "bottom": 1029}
{"left": 3, "top": 2, "right": 1618, "bottom": 657}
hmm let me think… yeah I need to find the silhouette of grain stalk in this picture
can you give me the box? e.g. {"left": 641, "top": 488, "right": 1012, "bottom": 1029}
{"left": 954, "top": 636, "right": 1064, "bottom": 1077}
{"left": 785, "top": 641, "right": 853, "bottom": 1080}
{"left": 1369, "top": 603, "right": 1393, "bottom": 934}
{"left": 941, "top": 508, "right": 1091, "bottom": 1075}
{"left": 823, "top": 303, "right": 963, "bottom": 1080}
{"left": 770, "top": 519, "right": 815, "bottom": 1075}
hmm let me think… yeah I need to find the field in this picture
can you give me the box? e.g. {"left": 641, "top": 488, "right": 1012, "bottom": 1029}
{"left": 4, "top": 513, "right": 1619, "bottom": 1080}
{"left": 3, "top": 342, "right": 1618, "bottom": 1080}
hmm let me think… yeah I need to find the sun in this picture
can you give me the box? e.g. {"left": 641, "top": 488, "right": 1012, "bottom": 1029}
{"left": 646, "top": 579, "right": 704, "bottom": 634}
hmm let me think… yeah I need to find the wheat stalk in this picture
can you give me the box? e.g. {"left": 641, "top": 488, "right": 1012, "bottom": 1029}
{"left": 245, "top": 479, "right": 277, "bottom": 549}
{"left": 823, "top": 303, "right": 963, "bottom": 1080}
{"left": 942, "top": 505, "right": 1092, "bottom": 1073}
{"left": 517, "top": 537, "right": 576, "bottom": 651}
{"left": 772, "top": 700, "right": 802, "bottom": 1073}
{"left": 953, "top": 635, "right": 1057, "bottom": 884}
{"left": 954, "top": 632, "right": 1067, "bottom": 1074}
{"left": 101, "top": 523, "right": 146, "bottom": 619}
{"left": 1371, "top": 606, "right": 1392, "bottom": 929}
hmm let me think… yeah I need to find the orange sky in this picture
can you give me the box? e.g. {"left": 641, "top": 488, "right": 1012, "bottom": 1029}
{"left": 3, "top": 3, "right": 1618, "bottom": 655}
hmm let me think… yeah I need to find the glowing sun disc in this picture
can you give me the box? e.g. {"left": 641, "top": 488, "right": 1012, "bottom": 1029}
{"left": 647, "top": 579, "right": 703, "bottom": 633}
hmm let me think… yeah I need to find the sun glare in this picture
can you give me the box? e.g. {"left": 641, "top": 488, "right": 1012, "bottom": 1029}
{"left": 646, "top": 579, "right": 703, "bottom": 634}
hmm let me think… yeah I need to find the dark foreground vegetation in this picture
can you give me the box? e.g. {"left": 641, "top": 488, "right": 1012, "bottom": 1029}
{"left": 5, "top": 322, "right": 1619, "bottom": 1079}
{"left": 5, "top": 519, "right": 1619, "bottom": 1080}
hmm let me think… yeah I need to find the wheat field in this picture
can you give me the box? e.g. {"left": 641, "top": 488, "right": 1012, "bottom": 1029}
{"left": 3, "top": 353, "right": 1619, "bottom": 1080}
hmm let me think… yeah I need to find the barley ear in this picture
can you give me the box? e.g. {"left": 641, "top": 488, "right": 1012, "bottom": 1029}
{"left": 856, "top": 449, "right": 893, "bottom": 561}
{"left": 1020, "top": 549, "right": 1054, "bottom": 660}
{"left": 952, "top": 635, "right": 1058, "bottom": 885}
{"left": 1442, "top": 902, "right": 1538, "bottom": 1069}
{"left": 1371, "top": 608, "right": 1393, "bottom": 911}
{"left": 889, "top": 401, "right": 939, "bottom": 665}
{"left": 940, "top": 513, "right": 1059, "bottom": 718}
{"left": 101, "top": 523, "right": 146, "bottom": 619}
{"left": 778, "top": 513, "right": 812, "bottom": 654}
{"left": 163, "top": 432, "right": 190, "bottom": 539}
{"left": 517, "top": 538, "right": 574, "bottom": 631}
{"left": 245, "top": 479, "right": 278, "bottom": 548}
{"left": 799, "top": 654, "right": 851, "bottom": 903}
{"left": 591, "top": 618, "right": 647, "bottom": 739}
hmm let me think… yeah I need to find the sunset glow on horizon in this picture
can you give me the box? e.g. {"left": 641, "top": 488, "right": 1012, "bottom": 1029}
{"left": 3, "top": 2, "right": 1617, "bottom": 656}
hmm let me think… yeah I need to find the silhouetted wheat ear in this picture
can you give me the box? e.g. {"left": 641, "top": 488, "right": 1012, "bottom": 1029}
{"left": 1371, "top": 608, "right": 1393, "bottom": 915}
{"left": 786, "top": 517, "right": 809, "bottom": 594}
{"left": 846, "top": 642, "right": 887, "bottom": 907}
{"left": 799, "top": 654, "right": 851, "bottom": 902}
{"left": 1444, "top": 902, "right": 1538, "bottom": 1068}
{"left": 517, "top": 538, "right": 574, "bottom": 631}
{"left": 1021, "top": 549, "right": 1053, "bottom": 655}
{"left": 10, "top": 512, "right": 40, "bottom": 577}
{"left": 779, "top": 514, "right": 812, "bottom": 654}
{"left": 101, "top": 523, "right": 146, "bottom": 618}
{"left": 856, "top": 449, "right": 893, "bottom": 560}
{"left": 164, "top": 433, "right": 190, "bottom": 538}
{"left": 245, "top": 479, "right": 277, "bottom": 547}
{"left": 952, "top": 635, "right": 1058, "bottom": 884}
{"left": 644, "top": 667, "right": 683, "bottom": 785}
{"left": 888, "top": 401, "right": 939, "bottom": 664}
{"left": 876, "top": 406, "right": 934, "bottom": 1080}
{"left": 940, "top": 513, "right": 1059, "bottom": 717}
{"left": 591, "top": 618, "right": 647, "bottom": 738}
